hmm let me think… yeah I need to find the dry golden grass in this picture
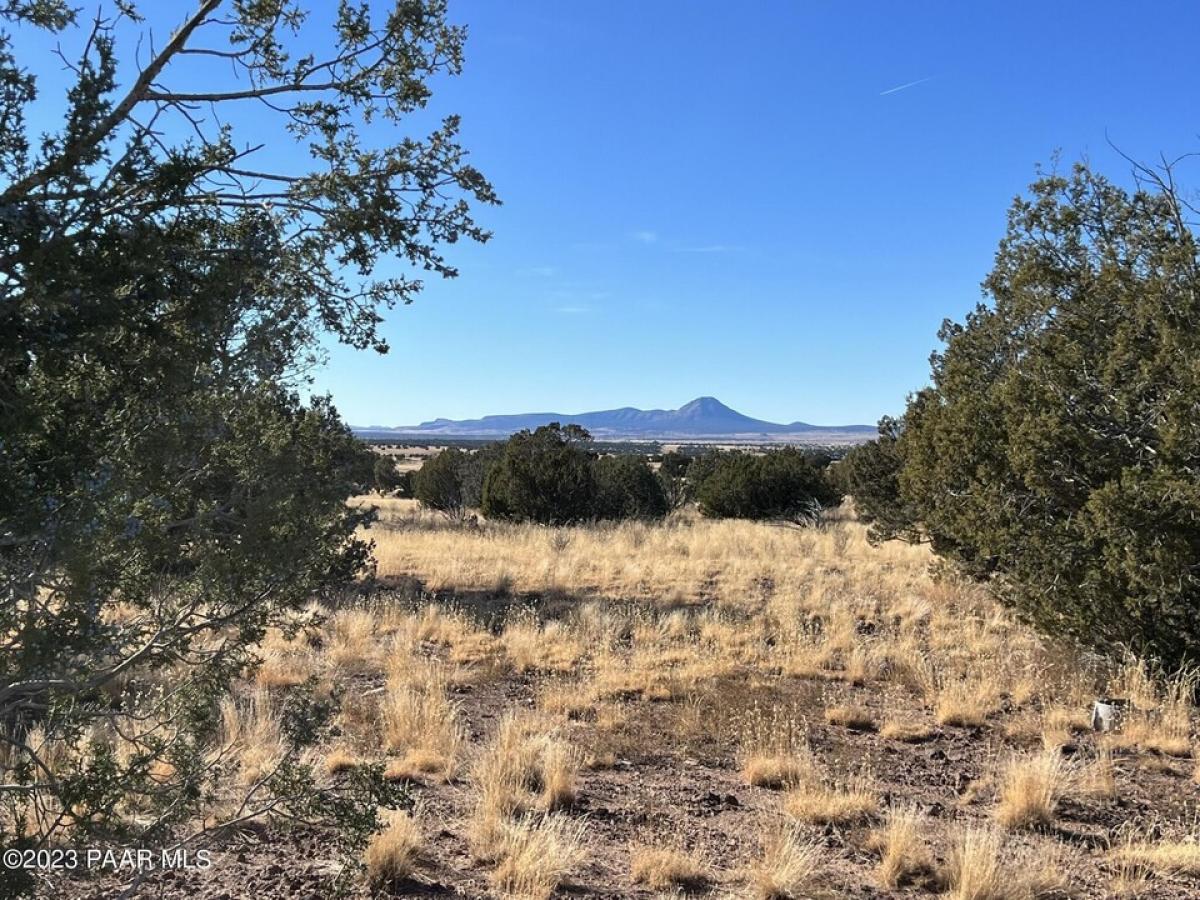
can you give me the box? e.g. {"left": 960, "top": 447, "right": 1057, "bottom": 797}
{"left": 1077, "top": 745, "right": 1117, "bottom": 800}
{"left": 747, "top": 824, "right": 823, "bottom": 900}
{"left": 1041, "top": 705, "right": 1089, "bottom": 751}
{"left": 1110, "top": 830, "right": 1200, "bottom": 878}
{"left": 16, "top": 485, "right": 1200, "bottom": 900}
{"left": 742, "top": 753, "right": 811, "bottom": 790}
{"left": 1104, "top": 659, "right": 1196, "bottom": 758}
{"left": 536, "top": 736, "right": 582, "bottom": 810}
{"left": 994, "top": 751, "right": 1070, "bottom": 830}
{"left": 824, "top": 702, "right": 876, "bottom": 731}
{"left": 468, "top": 715, "right": 583, "bottom": 864}
{"left": 325, "top": 608, "right": 381, "bottom": 674}
{"left": 369, "top": 511, "right": 930, "bottom": 607}
{"left": 195, "top": 504, "right": 1200, "bottom": 896}
{"left": 941, "top": 824, "right": 1068, "bottom": 900}
{"left": 936, "top": 677, "right": 998, "bottom": 727}
{"left": 537, "top": 678, "right": 598, "bottom": 720}
{"left": 363, "top": 808, "right": 423, "bottom": 886}
{"left": 502, "top": 615, "right": 585, "bottom": 674}
{"left": 783, "top": 769, "right": 878, "bottom": 826}
{"left": 942, "top": 825, "right": 1011, "bottom": 900}
{"left": 323, "top": 745, "right": 362, "bottom": 777}
{"left": 255, "top": 627, "right": 317, "bottom": 688}
{"left": 739, "top": 707, "right": 812, "bottom": 789}
{"left": 380, "top": 659, "right": 465, "bottom": 782}
{"left": 870, "top": 804, "right": 933, "bottom": 889}
{"left": 880, "top": 718, "right": 937, "bottom": 743}
{"left": 216, "top": 689, "right": 285, "bottom": 787}
{"left": 488, "top": 814, "right": 586, "bottom": 900}
{"left": 629, "top": 845, "right": 708, "bottom": 890}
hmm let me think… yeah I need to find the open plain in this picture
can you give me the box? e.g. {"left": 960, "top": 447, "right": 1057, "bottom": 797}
{"left": 54, "top": 499, "right": 1200, "bottom": 899}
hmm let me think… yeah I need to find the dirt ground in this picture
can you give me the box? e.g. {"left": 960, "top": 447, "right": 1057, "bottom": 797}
{"left": 40, "top": 515, "right": 1200, "bottom": 900}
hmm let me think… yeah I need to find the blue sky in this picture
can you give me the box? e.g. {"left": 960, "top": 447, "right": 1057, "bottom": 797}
{"left": 22, "top": 2, "right": 1200, "bottom": 426}
{"left": 318, "top": 0, "right": 1200, "bottom": 427}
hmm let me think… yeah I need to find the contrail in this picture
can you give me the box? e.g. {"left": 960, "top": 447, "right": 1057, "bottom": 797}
{"left": 879, "top": 77, "right": 932, "bottom": 96}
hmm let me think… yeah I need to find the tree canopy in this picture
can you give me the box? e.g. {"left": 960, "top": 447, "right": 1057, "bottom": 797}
{"left": 694, "top": 448, "right": 840, "bottom": 521}
{"left": 852, "top": 162, "right": 1200, "bottom": 669}
{"left": 0, "top": 0, "right": 494, "bottom": 873}
{"left": 481, "top": 424, "right": 598, "bottom": 525}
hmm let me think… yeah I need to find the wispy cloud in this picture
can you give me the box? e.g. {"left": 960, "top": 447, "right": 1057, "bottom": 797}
{"left": 630, "top": 229, "right": 658, "bottom": 244}
{"left": 675, "top": 244, "right": 742, "bottom": 254}
{"left": 879, "top": 76, "right": 932, "bottom": 96}
{"left": 553, "top": 305, "right": 592, "bottom": 315}
{"left": 518, "top": 265, "right": 557, "bottom": 277}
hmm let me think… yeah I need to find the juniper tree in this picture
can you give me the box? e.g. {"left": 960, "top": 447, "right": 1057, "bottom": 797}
{"left": 891, "top": 161, "right": 1200, "bottom": 668}
{"left": 481, "top": 424, "right": 597, "bottom": 525}
{"left": 594, "top": 455, "right": 669, "bottom": 521}
{"left": 0, "top": 0, "right": 495, "bottom": 880}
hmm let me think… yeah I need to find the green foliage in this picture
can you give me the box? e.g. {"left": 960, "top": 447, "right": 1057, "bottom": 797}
{"left": 835, "top": 417, "right": 919, "bottom": 543}
{"left": 373, "top": 455, "right": 408, "bottom": 495}
{"left": 657, "top": 450, "right": 693, "bottom": 510}
{"left": 412, "top": 444, "right": 501, "bottom": 517}
{"left": 893, "top": 162, "right": 1200, "bottom": 668}
{"left": 683, "top": 449, "right": 725, "bottom": 498}
{"left": 694, "top": 448, "right": 841, "bottom": 521}
{"left": 481, "top": 424, "right": 597, "bottom": 524}
{"left": 457, "top": 443, "right": 505, "bottom": 510}
{"left": 594, "top": 455, "right": 669, "bottom": 520}
{"left": 659, "top": 450, "right": 694, "bottom": 479}
{"left": 0, "top": 0, "right": 493, "bottom": 872}
{"left": 414, "top": 447, "right": 469, "bottom": 518}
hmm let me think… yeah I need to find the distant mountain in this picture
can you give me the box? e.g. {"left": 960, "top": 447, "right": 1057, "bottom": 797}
{"left": 355, "top": 397, "right": 875, "bottom": 443}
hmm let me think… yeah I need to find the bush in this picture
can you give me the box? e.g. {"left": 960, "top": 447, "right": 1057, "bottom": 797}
{"left": 594, "top": 455, "right": 669, "bottom": 520}
{"left": 835, "top": 418, "right": 918, "bottom": 543}
{"left": 481, "top": 424, "right": 597, "bottom": 524}
{"left": 657, "top": 451, "right": 693, "bottom": 510}
{"left": 373, "top": 455, "right": 409, "bottom": 495}
{"left": 889, "top": 162, "right": 1200, "bottom": 669}
{"left": 414, "top": 448, "right": 472, "bottom": 519}
{"left": 695, "top": 448, "right": 841, "bottom": 521}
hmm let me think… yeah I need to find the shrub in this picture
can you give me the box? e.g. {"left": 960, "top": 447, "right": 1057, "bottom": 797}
{"left": 835, "top": 418, "right": 919, "bottom": 542}
{"left": 657, "top": 450, "right": 693, "bottom": 509}
{"left": 481, "top": 424, "right": 597, "bottom": 524}
{"left": 892, "top": 162, "right": 1200, "bottom": 669}
{"left": 695, "top": 448, "right": 840, "bottom": 521}
{"left": 374, "top": 455, "right": 410, "bottom": 495}
{"left": 0, "top": 0, "right": 488, "bottom": 873}
{"left": 414, "top": 448, "right": 471, "bottom": 519}
{"left": 594, "top": 455, "right": 669, "bottom": 520}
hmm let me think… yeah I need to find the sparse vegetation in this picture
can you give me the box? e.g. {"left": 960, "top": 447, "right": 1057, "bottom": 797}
{"left": 7, "top": 0, "right": 1196, "bottom": 894}
{"left": 630, "top": 845, "right": 708, "bottom": 890}
{"left": 363, "top": 808, "right": 424, "bottom": 887}
{"left": 994, "top": 751, "right": 1070, "bottom": 830}
{"left": 871, "top": 804, "right": 933, "bottom": 889}
{"left": 748, "top": 824, "right": 824, "bottom": 900}
{"left": 10, "top": 488, "right": 1200, "bottom": 897}
{"left": 488, "top": 814, "right": 586, "bottom": 900}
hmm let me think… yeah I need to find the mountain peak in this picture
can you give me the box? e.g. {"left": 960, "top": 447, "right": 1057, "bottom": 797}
{"left": 357, "top": 397, "right": 874, "bottom": 442}
{"left": 678, "top": 396, "right": 731, "bottom": 415}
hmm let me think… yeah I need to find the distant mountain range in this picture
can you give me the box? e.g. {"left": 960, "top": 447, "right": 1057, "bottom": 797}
{"left": 355, "top": 397, "right": 875, "bottom": 443}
